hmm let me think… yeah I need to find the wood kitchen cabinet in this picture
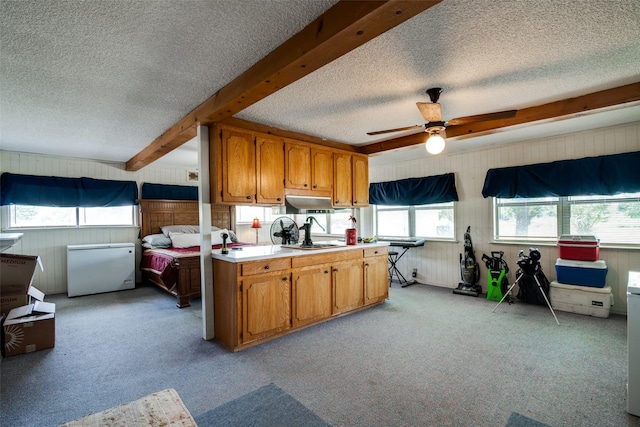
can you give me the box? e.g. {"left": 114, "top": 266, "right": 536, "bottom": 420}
{"left": 332, "top": 260, "right": 364, "bottom": 315}
{"left": 214, "top": 256, "right": 291, "bottom": 348}
{"left": 219, "top": 127, "right": 256, "bottom": 203}
{"left": 213, "top": 125, "right": 285, "bottom": 205}
{"left": 333, "top": 152, "right": 353, "bottom": 208}
{"left": 363, "top": 246, "right": 389, "bottom": 305}
{"left": 311, "top": 147, "right": 334, "bottom": 194}
{"left": 213, "top": 245, "right": 388, "bottom": 352}
{"left": 241, "top": 272, "right": 291, "bottom": 344}
{"left": 334, "top": 152, "right": 369, "bottom": 208}
{"left": 291, "top": 265, "right": 332, "bottom": 327}
{"left": 352, "top": 153, "right": 369, "bottom": 207}
{"left": 284, "top": 141, "right": 333, "bottom": 197}
{"left": 255, "top": 135, "right": 285, "bottom": 204}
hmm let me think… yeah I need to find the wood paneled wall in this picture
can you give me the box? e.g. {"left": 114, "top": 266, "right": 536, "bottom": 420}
{"left": 0, "top": 151, "right": 198, "bottom": 294}
{"left": 365, "top": 122, "right": 640, "bottom": 315}
{"left": 2, "top": 122, "right": 639, "bottom": 313}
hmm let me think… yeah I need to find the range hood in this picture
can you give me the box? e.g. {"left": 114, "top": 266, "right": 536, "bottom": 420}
{"left": 284, "top": 195, "right": 335, "bottom": 214}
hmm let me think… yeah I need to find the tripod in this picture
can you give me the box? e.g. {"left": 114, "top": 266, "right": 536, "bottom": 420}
{"left": 492, "top": 268, "right": 560, "bottom": 325}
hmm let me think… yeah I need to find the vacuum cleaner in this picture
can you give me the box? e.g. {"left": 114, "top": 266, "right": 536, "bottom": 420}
{"left": 453, "top": 226, "right": 482, "bottom": 297}
{"left": 482, "top": 251, "right": 511, "bottom": 302}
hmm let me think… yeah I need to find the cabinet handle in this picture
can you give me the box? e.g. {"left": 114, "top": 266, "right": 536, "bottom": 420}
{"left": 246, "top": 195, "right": 251, "bottom": 200}
{"left": 304, "top": 183, "right": 308, "bottom": 187}
{"left": 264, "top": 265, "right": 270, "bottom": 270}
{"left": 277, "top": 198, "right": 282, "bottom": 201}
{"left": 333, "top": 268, "right": 338, "bottom": 272}
{"left": 282, "top": 277, "right": 288, "bottom": 281}
{"left": 365, "top": 263, "right": 369, "bottom": 267}
{"left": 335, "top": 200, "right": 339, "bottom": 203}
{"left": 324, "top": 270, "right": 329, "bottom": 274}
{"left": 313, "top": 184, "right": 317, "bottom": 188}
{"left": 354, "top": 200, "right": 357, "bottom": 204}
{"left": 374, "top": 251, "right": 379, "bottom": 254}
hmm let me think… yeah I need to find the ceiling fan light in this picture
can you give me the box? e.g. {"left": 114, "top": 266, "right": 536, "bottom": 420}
{"left": 425, "top": 133, "right": 445, "bottom": 155}
{"left": 416, "top": 102, "right": 441, "bottom": 122}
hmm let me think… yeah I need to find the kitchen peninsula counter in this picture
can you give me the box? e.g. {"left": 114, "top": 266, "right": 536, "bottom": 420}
{"left": 212, "top": 242, "right": 389, "bottom": 351}
{"left": 211, "top": 241, "right": 388, "bottom": 262}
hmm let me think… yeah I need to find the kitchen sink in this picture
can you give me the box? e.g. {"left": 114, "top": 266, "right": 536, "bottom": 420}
{"left": 281, "top": 243, "right": 343, "bottom": 250}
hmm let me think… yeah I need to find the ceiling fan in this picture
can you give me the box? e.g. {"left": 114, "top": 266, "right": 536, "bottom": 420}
{"left": 367, "top": 88, "right": 517, "bottom": 154}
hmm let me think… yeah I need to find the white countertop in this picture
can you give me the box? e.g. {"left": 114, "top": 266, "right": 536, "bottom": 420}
{"left": 212, "top": 241, "right": 389, "bottom": 263}
{"left": 0, "top": 232, "right": 23, "bottom": 252}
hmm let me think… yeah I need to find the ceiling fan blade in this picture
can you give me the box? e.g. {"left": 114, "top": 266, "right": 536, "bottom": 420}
{"left": 360, "top": 82, "right": 640, "bottom": 155}
{"left": 367, "top": 125, "right": 423, "bottom": 136}
{"left": 447, "top": 110, "right": 517, "bottom": 126}
{"left": 416, "top": 102, "right": 442, "bottom": 122}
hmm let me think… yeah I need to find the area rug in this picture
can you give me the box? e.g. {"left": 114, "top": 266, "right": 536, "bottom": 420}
{"left": 506, "top": 412, "right": 551, "bottom": 427}
{"left": 194, "top": 383, "right": 330, "bottom": 427}
{"left": 60, "top": 388, "right": 197, "bottom": 426}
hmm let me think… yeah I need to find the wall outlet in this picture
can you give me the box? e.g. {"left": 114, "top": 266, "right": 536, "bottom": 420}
{"left": 412, "top": 268, "right": 417, "bottom": 278}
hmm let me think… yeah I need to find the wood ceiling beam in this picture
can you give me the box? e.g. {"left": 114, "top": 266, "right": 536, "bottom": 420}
{"left": 361, "top": 81, "right": 640, "bottom": 155}
{"left": 445, "top": 82, "right": 640, "bottom": 139}
{"left": 126, "top": 0, "right": 441, "bottom": 171}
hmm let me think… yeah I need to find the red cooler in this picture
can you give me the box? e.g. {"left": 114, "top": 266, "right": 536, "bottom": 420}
{"left": 557, "top": 235, "right": 600, "bottom": 261}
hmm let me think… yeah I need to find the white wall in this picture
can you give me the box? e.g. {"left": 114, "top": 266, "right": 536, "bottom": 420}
{"left": 0, "top": 151, "right": 198, "bottom": 294}
{"left": 364, "top": 122, "right": 640, "bottom": 315}
{"left": 2, "top": 122, "right": 639, "bottom": 314}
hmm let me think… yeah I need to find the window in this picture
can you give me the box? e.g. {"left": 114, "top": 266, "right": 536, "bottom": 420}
{"left": 324, "top": 210, "right": 354, "bottom": 235}
{"left": 8, "top": 205, "right": 136, "bottom": 228}
{"left": 235, "top": 206, "right": 276, "bottom": 224}
{"left": 494, "top": 192, "right": 640, "bottom": 245}
{"left": 235, "top": 206, "right": 353, "bottom": 236}
{"left": 375, "top": 202, "right": 455, "bottom": 240}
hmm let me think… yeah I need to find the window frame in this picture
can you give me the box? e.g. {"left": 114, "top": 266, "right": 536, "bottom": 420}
{"left": 493, "top": 193, "right": 640, "bottom": 247}
{"left": 374, "top": 202, "right": 456, "bottom": 242}
{"left": 3, "top": 205, "right": 138, "bottom": 230}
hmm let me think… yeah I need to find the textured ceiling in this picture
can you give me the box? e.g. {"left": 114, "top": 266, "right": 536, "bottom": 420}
{"left": 1, "top": 0, "right": 639, "bottom": 169}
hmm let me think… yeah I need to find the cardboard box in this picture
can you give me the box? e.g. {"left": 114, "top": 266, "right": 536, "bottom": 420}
{"left": 1, "top": 293, "right": 29, "bottom": 315}
{"left": 1, "top": 254, "right": 44, "bottom": 315}
{"left": 557, "top": 235, "right": 600, "bottom": 261}
{"left": 550, "top": 281, "right": 613, "bottom": 318}
{"left": 2, "top": 300, "right": 55, "bottom": 357}
{"left": 555, "top": 258, "right": 608, "bottom": 288}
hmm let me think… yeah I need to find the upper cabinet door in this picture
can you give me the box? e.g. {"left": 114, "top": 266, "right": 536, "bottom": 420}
{"left": 352, "top": 154, "right": 369, "bottom": 207}
{"left": 221, "top": 128, "right": 256, "bottom": 203}
{"left": 333, "top": 152, "right": 352, "bottom": 208}
{"left": 284, "top": 142, "right": 311, "bottom": 190}
{"left": 311, "top": 148, "right": 333, "bottom": 193}
{"left": 256, "top": 136, "right": 285, "bottom": 205}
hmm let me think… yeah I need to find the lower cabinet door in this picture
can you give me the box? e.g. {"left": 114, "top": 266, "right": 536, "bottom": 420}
{"left": 364, "top": 256, "right": 389, "bottom": 305}
{"left": 241, "top": 274, "right": 291, "bottom": 343}
{"left": 333, "top": 262, "right": 364, "bottom": 315}
{"left": 292, "top": 266, "right": 332, "bottom": 327}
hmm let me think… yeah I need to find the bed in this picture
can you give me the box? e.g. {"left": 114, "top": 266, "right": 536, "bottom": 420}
{"left": 139, "top": 199, "right": 246, "bottom": 308}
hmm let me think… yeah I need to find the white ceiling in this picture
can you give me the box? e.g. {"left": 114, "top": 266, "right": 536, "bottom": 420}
{"left": 2, "top": 0, "right": 639, "bottom": 169}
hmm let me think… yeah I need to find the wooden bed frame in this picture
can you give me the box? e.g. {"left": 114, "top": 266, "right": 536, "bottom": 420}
{"left": 139, "top": 199, "right": 235, "bottom": 308}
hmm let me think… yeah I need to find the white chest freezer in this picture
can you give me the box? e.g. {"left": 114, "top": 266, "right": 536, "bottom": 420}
{"left": 67, "top": 243, "right": 135, "bottom": 297}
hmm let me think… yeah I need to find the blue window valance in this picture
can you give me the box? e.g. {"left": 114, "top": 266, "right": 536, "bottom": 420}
{"left": 141, "top": 183, "right": 198, "bottom": 200}
{"left": 482, "top": 151, "right": 640, "bottom": 198}
{"left": 369, "top": 173, "right": 459, "bottom": 206}
{"left": 0, "top": 173, "right": 138, "bottom": 207}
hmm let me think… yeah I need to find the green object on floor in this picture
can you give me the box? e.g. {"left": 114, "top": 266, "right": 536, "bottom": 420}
{"left": 483, "top": 251, "right": 510, "bottom": 302}
{"left": 486, "top": 268, "right": 507, "bottom": 301}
